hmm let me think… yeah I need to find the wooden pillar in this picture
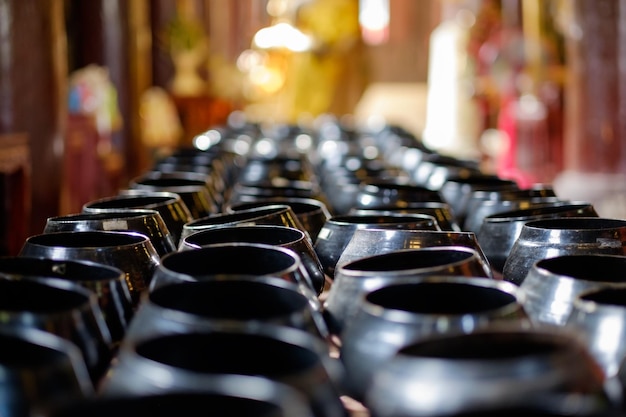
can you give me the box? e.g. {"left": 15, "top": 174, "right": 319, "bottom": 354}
{"left": 556, "top": 0, "right": 626, "bottom": 217}
{"left": 0, "top": 0, "right": 66, "bottom": 242}
{"left": 617, "top": 0, "right": 626, "bottom": 175}
{"left": 563, "top": 0, "right": 621, "bottom": 174}
{"left": 149, "top": 0, "right": 178, "bottom": 90}
{"left": 128, "top": 0, "right": 154, "bottom": 176}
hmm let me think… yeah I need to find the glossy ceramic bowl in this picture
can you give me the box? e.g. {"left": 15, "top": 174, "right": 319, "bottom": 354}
{"left": 335, "top": 228, "right": 492, "bottom": 277}
{"left": 0, "top": 326, "right": 93, "bottom": 417}
{"left": 0, "top": 276, "right": 112, "bottom": 383}
{"left": 123, "top": 277, "right": 329, "bottom": 345}
{"left": 462, "top": 185, "right": 559, "bottom": 233}
{"left": 503, "top": 218, "right": 626, "bottom": 285}
{"left": 439, "top": 174, "right": 519, "bottom": 226}
{"left": 180, "top": 204, "right": 307, "bottom": 243}
{"left": 83, "top": 191, "right": 193, "bottom": 246}
{"left": 180, "top": 225, "right": 324, "bottom": 295}
{"left": 325, "top": 246, "right": 492, "bottom": 334}
{"left": 365, "top": 327, "right": 609, "bottom": 417}
{"left": 314, "top": 213, "right": 441, "bottom": 279}
{"left": 353, "top": 181, "right": 444, "bottom": 210}
{"left": 520, "top": 254, "right": 626, "bottom": 326}
{"left": 126, "top": 171, "right": 219, "bottom": 219}
{"left": 412, "top": 154, "right": 481, "bottom": 190}
{"left": 228, "top": 180, "right": 322, "bottom": 206}
{"left": 319, "top": 174, "right": 361, "bottom": 215}
{"left": 0, "top": 256, "right": 132, "bottom": 346}
{"left": 350, "top": 201, "right": 460, "bottom": 232}
{"left": 19, "top": 231, "right": 160, "bottom": 306}
{"left": 340, "top": 277, "right": 527, "bottom": 400}
{"left": 567, "top": 286, "right": 626, "bottom": 378}
{"left": 150, "top": 243, "right": 318, "bottom": 307}
{"left": 101, "top": 324, "right": 344, "bottom": 417}
{"left": 236, "top": 155, "right": 316, "bottom": 184}
{"left": 44, "top": 209, "right": 176, "bottom": 258}
{"left": 477, "top": 202, "right": 598, "bottom": 275}
{"left": 226, "top": 197, "right": 332, "bottom": 243}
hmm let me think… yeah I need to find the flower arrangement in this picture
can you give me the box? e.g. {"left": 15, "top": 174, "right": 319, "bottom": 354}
{"left": 163, "top": 15, "right": 207, "bottom": 54}
{"left": 162, "top": 14, "right": 209, "bottom": 96}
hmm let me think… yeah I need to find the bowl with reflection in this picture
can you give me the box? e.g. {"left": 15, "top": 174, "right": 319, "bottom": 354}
{"left": 180, "top": 225, "right": 324, "bottom": 295}
{"left": 503, "top": 218, "right": 626, "bottom": 285}
{"left": 325, "top": 246, "right": 492, "bottom": 334}
{"left": 365, "top": 327, "right": 609, "bottom": 417}
{"left": 314, "top": 213, "right": 441, "bottom": 279}
{"left": 340, "top": 277, "right": 527, "bottom": 400}
{"left": 520, "top": 254, "right": 626, "bottom": 327}
{"left": 477, "top": 202, "right": 598, "bottom": 275}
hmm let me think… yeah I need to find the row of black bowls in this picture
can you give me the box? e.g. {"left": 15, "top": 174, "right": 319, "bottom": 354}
{"left": 2, "top": 116, "right": 626, "bottom": 417}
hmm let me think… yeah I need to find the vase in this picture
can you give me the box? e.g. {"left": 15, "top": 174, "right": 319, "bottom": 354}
{"left": 170, "top": 48, "right": 206, "bottom": 96}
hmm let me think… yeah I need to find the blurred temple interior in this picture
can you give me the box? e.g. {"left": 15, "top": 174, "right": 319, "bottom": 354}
{"left": 1, "top": 0, "right": 626, "bottom": 255}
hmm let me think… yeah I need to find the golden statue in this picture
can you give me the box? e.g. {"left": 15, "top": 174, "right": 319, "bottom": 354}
{"left": 286, "top": 0, "right": 367, "bottom": 120}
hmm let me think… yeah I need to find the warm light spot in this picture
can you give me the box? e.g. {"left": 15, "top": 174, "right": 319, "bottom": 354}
{"left": 249, "top": 66, "right": 284, "bottom": 94}
{"left": 193, "top": 129, "right": 221, "bottom": 150}
{"left": 236, "top": 49, "right": 265, "bottom": 73}
{"left": 363, "top": 145, "right": 379, "bottom": 159}
{"left": 359, "top": 0, "right": 390, "bottom": 45}
{"left": 295, "top": 134, "right": 313, "bottom": 151}
{"left": 253, "top": 22, "right": 313, "bottom": 52}
{"left": 254, "top": 138, "right": 276, "bottom": 156}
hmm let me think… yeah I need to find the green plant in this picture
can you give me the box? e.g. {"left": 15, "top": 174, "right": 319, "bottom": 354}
{"left": 164, "top": 15, "right": 206, "bottom": 53}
